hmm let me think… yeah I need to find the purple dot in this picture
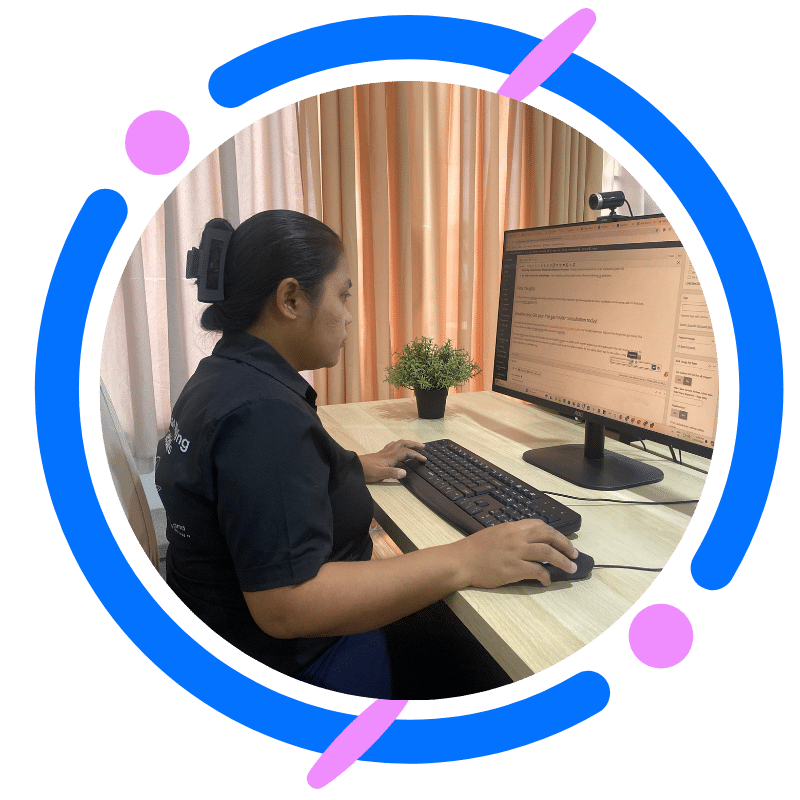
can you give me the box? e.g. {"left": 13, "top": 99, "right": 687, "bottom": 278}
{"left": 125, "top": 110, "right": 190, "bottom": 175}
{"left": 629, "top": 604, "right": 693, "bottom": 668}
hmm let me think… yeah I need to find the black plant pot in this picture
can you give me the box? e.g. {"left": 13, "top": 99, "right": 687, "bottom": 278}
{"left": 414, "top": 388, "right": 449, "bottom": 419}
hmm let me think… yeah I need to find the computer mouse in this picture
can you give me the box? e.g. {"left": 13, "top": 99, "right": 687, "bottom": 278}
{"left": 542, "top": 550, "right": 594, "bottom": 583}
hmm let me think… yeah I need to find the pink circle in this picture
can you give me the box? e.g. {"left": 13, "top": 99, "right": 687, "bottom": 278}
{"left": 125, "top": 110, "right": 189, "bottom": 175}
{"left": 629, "top": 604, "right": 693, "bottom": 668}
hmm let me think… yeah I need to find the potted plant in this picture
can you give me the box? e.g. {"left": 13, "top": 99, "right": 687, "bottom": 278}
{"left": 384, "top": 336, "right": 481, "bottom": 419}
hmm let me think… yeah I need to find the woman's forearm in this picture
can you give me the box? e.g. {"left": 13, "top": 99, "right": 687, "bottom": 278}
{"left": 243, "top": 521, "right": 578, "bottom": 639}
{"left": 244, "top": 541, "right": 468, "bottom": 639}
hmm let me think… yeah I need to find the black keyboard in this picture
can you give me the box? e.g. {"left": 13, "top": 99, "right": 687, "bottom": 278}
{"left": 399, "top": 439, "right": 581, "bottom": 537}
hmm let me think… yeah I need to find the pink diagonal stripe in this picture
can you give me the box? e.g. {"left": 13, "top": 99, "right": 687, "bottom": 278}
{"left": 307, "top": 699, "right": 408, "bottom": 789}
{"left": 498, "top": 8, "right": 597, "bottom": 101}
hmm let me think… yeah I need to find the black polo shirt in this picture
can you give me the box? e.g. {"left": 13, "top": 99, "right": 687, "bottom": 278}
{"left": 155, "top": 332, "right": 374, "bottom": 676}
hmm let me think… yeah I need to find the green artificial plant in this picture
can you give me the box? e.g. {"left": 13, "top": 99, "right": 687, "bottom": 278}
{"left": 384, "top": 336, "right": 481, "bottom": 391}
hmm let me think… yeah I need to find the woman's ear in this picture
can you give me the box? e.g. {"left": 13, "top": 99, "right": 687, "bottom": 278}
{"left": 274, "top": 277, "right": 305, "bottom": 320}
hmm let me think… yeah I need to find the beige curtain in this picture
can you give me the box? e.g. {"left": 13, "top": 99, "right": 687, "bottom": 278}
{"left": 602, "top": 153, "right": 661, "bottom": 216}
{"left": 101, "top": 82, "right": 603, "bottom": 471}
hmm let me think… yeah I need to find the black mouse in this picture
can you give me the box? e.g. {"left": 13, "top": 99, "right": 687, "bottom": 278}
{"left": 542, "top": 550, "right": 594, "bottom": 583}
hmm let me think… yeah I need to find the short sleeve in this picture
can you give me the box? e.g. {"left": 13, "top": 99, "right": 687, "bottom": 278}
{"left": 212, "top": 399, "right": 334, "bottom": 592}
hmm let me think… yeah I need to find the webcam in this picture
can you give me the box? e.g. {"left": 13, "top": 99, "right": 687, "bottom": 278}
{"left": 589, "top": 191, "right": 632, "bottom": 222}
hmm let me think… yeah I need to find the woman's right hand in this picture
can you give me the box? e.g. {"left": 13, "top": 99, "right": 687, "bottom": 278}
{"left": 455, "top": 519, "right": 579, "bottom": 588}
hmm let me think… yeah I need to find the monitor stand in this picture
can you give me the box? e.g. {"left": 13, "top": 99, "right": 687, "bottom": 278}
{"left": 522, "top": 420, "right": 664, "bottom": 491}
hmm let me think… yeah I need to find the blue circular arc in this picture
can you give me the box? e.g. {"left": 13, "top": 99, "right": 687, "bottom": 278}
{"left": 34, "top": 190, "right": 610, "bottom": 761}
{"left": 209, "top": 16, "right": 537, "bottom": 109}
{"left": 210, "top": 15, "right": 782, "bottom": 590}
{"left": 35, "top": 13, "right": 782, "bottom": 765}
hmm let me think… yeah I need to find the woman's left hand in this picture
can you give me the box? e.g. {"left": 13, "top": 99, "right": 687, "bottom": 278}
{"left": 359, "top": 440, "right": 427, "bottom": 483}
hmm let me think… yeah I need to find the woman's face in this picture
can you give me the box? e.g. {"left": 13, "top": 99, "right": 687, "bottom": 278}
{"left": 304, "top": 255, "right": 353, "bottom": 370}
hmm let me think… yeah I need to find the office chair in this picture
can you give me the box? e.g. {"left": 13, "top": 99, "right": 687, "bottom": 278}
{"left": 99, "top": 379, "right": 161, "bottom": 571}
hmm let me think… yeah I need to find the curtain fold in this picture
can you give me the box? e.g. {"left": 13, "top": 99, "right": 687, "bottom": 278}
{"left": 102, "top": 81, "right": 604, "bottom": 467}
{"left": 602, "top": 152, "right": 661, "bottom": 216}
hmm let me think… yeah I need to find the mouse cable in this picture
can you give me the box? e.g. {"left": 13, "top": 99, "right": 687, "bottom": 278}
{"left": 542, "top": 491, "right": 699, "bottom": 505}
{"left": 592, "top": 564, "right": 663, "bottom": 572}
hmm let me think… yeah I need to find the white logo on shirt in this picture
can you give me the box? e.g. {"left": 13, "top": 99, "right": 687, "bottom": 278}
{"left": 170, "top": 522, "right": 189, "bottom": 538}
{"left": 165, "top": 416, "right": 190, "bottom": 454}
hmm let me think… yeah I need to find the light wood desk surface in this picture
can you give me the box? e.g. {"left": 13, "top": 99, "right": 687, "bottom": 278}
{"left": 319, "top": 391, "right": 707, "bottom": 680}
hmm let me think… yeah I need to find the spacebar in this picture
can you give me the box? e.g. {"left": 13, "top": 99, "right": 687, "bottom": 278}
{"left": 399, "top": 469, "right": 483, "bottom": 535}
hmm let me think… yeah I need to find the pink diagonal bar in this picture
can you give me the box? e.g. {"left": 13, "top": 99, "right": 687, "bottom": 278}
{"left": 498, "top": 8, "right": 597, "bottom": 101}
{"left": 307, "top": 699, "right": 408, "bottom": 789}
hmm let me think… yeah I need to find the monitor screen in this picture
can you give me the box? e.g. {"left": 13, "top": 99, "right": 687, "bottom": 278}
{"left": 492, "top": 214, "right": 718, "bottom": 489}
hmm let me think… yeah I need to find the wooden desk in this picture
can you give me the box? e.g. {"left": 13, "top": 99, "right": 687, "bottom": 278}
{"left": 318, "top": 391, "right": 707, "bottom": 680}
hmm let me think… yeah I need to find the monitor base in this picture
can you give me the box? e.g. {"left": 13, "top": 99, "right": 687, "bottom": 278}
{"left": 522, "top": 444, "right": 664, "bottom": 491}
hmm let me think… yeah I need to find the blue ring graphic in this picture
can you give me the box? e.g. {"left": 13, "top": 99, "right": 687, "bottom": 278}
{"left": 35, "top": 189, "right": 610, "bottom": 760}
{"left": 35, "top": 15, "right": 782, "bottom": 762}
{"left": 209, "top": 15, "right": 783, "bottom": 589}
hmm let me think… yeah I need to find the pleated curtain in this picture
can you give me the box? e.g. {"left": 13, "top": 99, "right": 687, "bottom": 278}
{"left": 101, "top": 82, "right": 603, "bottom": 471}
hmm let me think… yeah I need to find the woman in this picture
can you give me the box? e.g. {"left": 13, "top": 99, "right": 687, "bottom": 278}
{"left": 156, "top": 209, "right": 579, "bottom": 699}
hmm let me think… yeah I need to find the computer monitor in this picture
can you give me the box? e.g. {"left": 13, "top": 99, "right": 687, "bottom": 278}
{"left": 492, "top": 214, "right": 718, "bottom": 490}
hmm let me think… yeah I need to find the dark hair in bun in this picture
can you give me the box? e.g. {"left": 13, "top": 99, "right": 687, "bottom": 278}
{"left": 197, "top": 210, "right": 344, "bottom": 334}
